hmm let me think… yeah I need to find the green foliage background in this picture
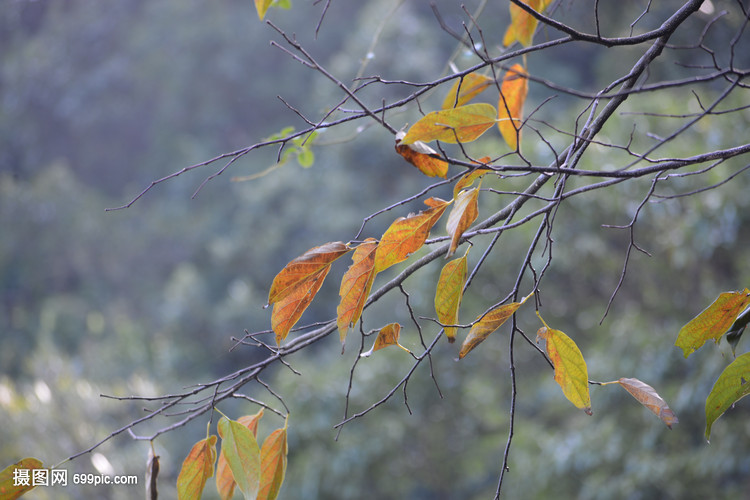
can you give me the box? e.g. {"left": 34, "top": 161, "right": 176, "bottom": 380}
{"left": 2, "top": 0, "right": 750, "bottom": 498}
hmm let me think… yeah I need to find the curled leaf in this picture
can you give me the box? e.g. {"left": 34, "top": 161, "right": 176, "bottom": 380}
{"left": 446, "top": 187, "right": 479, "bottom": 258}
{"left": 618, "top": 377, "right": 678, "bottom": 429}
{"left": 675, "top": 289, "right": 750, "bottom": 358}
{"left": 497, "top": 64, "right": 528, "bottom": 150}
{"left": 395, "top": 132, "right": 449, "bottom": 178}
{"left": 453, "top": 157, "right": 491, "bottom": 199}
{"left": 374, "top": 198, "right": 449, "bottom": 273}
{"left": 360, "top": 323, "right": 411, "bottom": 357}
{"left": 401, "top": 103, "right": 497, "bottom": 145}
{"left": 459, "top": 293, "right": 533, "bottom": 359}
{"left": 536, "top": 314, "right": 592, "bottom": 415}
{"left": 705, "top": 352, "right": 750, "bottom": 441}
{"left": 337, "top": 238, "right": 378, "bottom": 343}
{"left": 441, "top": 73, "right": 494, "bottom": 109}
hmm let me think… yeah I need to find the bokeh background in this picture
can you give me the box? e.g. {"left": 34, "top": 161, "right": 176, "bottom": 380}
{"left": 2, "top": 1, "right": 750, "bottom": 498}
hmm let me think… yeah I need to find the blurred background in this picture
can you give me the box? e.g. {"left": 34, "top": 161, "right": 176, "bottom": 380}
{"left": 2, "top": 0, "right": 750, "bottom": 498}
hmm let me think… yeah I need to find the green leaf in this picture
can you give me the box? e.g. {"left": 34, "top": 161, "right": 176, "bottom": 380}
{"left": 434, "top": 252, "right": 468, "bottom": 342}
{"left": 218, "top": 417, "right": 261, "bottom": 500}
{"left": 675, "top": 289, "right": 750, "bottom": 357}
{"left": 705, "top": 352, "right": 750, "bottom": 441}
{"left": 0, "top": 458, "right": 44, "bottom": 500}
{"left": 400, "top": 103, "right": 497, "bottom": 145}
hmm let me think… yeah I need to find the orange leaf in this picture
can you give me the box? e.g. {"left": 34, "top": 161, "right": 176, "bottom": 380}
{"left": 497, "top": 64, "right": 528, "bottom": 150}
{"left": 441, "top": 73, "right": 494, "bottom": 109}
{"left": 177, "top": 435, "right": 218, "bottom": 500}
{"left": 395, "top": 131, "right": 448, "bottom": 178}
{"left": 258, "top": 424, "right": 288, "bottom": 500}
{"left": 459, "top": 293, "right": 532, "bottom": 359}
{"left": 617, "top": 378, "right": 678, "bottom": 429}
{"left": 502, "top": 0, "right": 551, "bottom": 47}
{"left": 536, "top": 314, "right": 592, "bottom": 415}
{"left": 0, "top": 458, "right": 44, "bottom": 500}
{"left": 446, "top": 187, "right": 479, "bottom": 258}
{"left": 373, "top": 198, "right": 449, "bottom": 273}
{"left": 435, "top": 251, "right": 468, "bottom": 342}
{"left": 216, "top": 409, "right": 265, "bottom": 500}
{"left": 453, "top": 157, "right": 491, "bottom": 199}
{"left": 337, "top": 239, "right": 378, "bottom": 343}
{"left": 272, "top": 266, "right": 328, "bottom": 344}
{"left": 401, "top": 103, "right": 497, "bottom": 145}
{"left": 675, "top": 288, "right": 750, "bottom": 357}
{"left": 267, "top": 242, "right": 350, "bottom": 306}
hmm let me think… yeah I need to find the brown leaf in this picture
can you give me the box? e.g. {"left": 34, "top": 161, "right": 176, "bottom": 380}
{"left": 267, "top": 242, "right": 350, "bottom": 306}
{"left": 446, "top": 187, "right": 479, "bottom": 258}
{"left": 618, "top": 377, "right": 678, "bottom": 429}
{"left": 373, "top": 198, "right": 449, "bottom": 273}
{"left": 497, "top": 64, "right": 528, "bottom": 150}
{"left": 272, "top": 267, "right": 328, "bottom": 344}
{"left": 337, "top": 238, "right": 378, "bottom": 343}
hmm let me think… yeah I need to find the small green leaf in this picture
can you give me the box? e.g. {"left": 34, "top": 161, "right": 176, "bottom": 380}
{"left": 705, "top": 352, "right": 750, "bottom": 441}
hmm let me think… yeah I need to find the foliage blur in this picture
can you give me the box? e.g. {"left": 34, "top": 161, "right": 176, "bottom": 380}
{"left": 2, "top": 0, "right": 750, "bottom": 498}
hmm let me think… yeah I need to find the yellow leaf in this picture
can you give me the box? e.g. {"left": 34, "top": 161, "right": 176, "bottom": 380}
{"left": 675, "top": 289, "right": 750, "bottom": 358}
{"left": 446, "top": 187, "right": 479, "bottom": 258}
{"left": 337, "top": 239, "right": 378, "bottom": 343}
{"left": 177, "top": 435, "right": 217, "bottom": 500}
{"left": 255, "top": 0, "right": 274, "bottom": 20}
{"left": 536, "top": 314, "right": 592, "bottom": 415}
{"left": 258, "top": 422, "right": 288, "bottom": 500}
{"left": 705, "top": 352, "right": 750, "bottom": 441}
{"left": 272, "top": 267, "right": 328, "bottom": 344}
{"left": 459, "top": 293, "right": 532, "bottom": 359}
{"left": 0, "top": 458, "right": 44, "bottom": 500}
{"left": 360, "top": 323, "right": 411, "bottom": 357}
{"left": 453, "top": 156, "right": 491, "bottom": 200}
{"left": 401, "top": 103, "right": 497, "bottom": 145}
{"left": 373, "top": 198, "right": 449, "bottom": 273}
{"left": 216, "top": 410, "right": 264, "bottom": 500}
{"left": 395, "top": 132, "right": 449, "bottom": 178}
{"left": 617, "top": 378, "right": 678, "bottom": 429}
{"left": 441, "top": 73, "right": 494, "bottom": 109}
{"left": 267, "top": 242, "right": 350, "bottom": 306}
{"left": 502, "top": 0, "right": 552, "bottom": 47}
{"left": 497, "top": 64, "right": 528, "bottom": 150}
{"left": 435, "top": 251, "right": 468, "bottom": 342}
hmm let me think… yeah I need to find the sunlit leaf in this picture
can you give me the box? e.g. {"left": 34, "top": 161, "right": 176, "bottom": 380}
{"left": 0, "top": 458, "right": 43, "bottom": 500}
{"left": 459, "top": 293, "right": 532, "bottom": 359}
{"left": 373, "top": 198, "right": 450, "bottom": 273}
{"left": 360, "top": 323, "right": 411, "bottom": 357}
{"left": 217, "top": 410, "right": 264, "bottom": 500}
{"left": 255, "top": 0, "right": 274, "bottom": 20}
{"left": 337, "top": 239, "right": 378, "bottom": 343}
{"left": 177, "top": 435, "right": 217, "bottom": 500}
{"left": 218, "top": 417, "right": 261, "bottom": 500}
{"left": 705, "top": 352, "right": 750, "bottom": 441}
{"left": 453, "top": 157, "right": 491, "bottom": 199}
{"left": 502, "top": 0, "right": 552, "bottom": 47}
{"left": 435, "top": 251, "right": 468, "bottom": 342}
{"left": 617, "top": 378, "right": 678, "bottom": 429}
{"left": 272, "top": 267, "right": 328, "bottom": 344}
{"left": 267, "top": 242, "right": 350, "bottom": 306}
{"left": 497, "top": 64, "right": 528, "bottom": 150}
{"left": 536, "top": 314, "right": 592, "bottom": 415}
{"left": 675, "top": 289, "right": 750, "bottom": 358}
{"left": 446, "top": 187, "right": 479, "bottom": 258}
{"left": 441, "top": 73, "right": 494, "bottom": 109}
{"left": 395, "top": 132, "right": 449, "bottom": 178}
{"left": 258, "top": 422, "right": 288, "bottom": 500}
{"left": 401, "top": 103, "right": 497, "bottom": 145}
